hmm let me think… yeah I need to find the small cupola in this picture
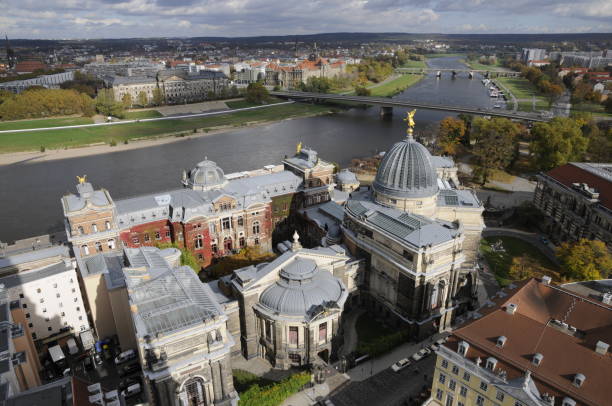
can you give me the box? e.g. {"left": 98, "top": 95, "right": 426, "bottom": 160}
{"left": 572, "top": 373, "right": 585, "bottom": 388}
{"left": 532, "top": 353, "right": 544, "bottom": 366}
{"left": 496, "top": 336, "right": 507, "bottom": 348}
{"left": 458, "top": 340, "right": 469, "bottom": 356}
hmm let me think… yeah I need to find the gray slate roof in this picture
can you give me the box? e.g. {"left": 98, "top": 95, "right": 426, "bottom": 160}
{"left": 437, "top": 189, "right": 481, "bottom": 208}
{"left": 123, "top": 247, "right": 223, "bottom": 338}
{"left": 63, "top": 182, "right": 112, "bottom": 213}
{"left": 345, "top": 190, "right": 458, "bottom": 247}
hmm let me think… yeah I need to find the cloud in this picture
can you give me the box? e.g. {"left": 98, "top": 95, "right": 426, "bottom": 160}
{"left": 2, "top": 0, "right": 611, "bottom": 38}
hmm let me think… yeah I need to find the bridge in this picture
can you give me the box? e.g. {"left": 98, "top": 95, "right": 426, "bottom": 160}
{"left": 395, "top": 68, "right": 521, "bottom": 78}
{"left": 270, "top": 91, "right": 550, "bottom": 122}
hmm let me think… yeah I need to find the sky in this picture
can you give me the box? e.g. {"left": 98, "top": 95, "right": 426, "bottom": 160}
{"left": 2, "top": 0, "right": 612, "bottom": 39}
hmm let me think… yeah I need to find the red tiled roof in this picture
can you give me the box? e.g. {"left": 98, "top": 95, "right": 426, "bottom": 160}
{"left": 448, "top": 279, "right": 612, "bottom": 406}
{"left": 546, "top": 163, "right": 612, "bottom": 210}
{"left": 15, "top": 60, "right": 48, "bottom": 73}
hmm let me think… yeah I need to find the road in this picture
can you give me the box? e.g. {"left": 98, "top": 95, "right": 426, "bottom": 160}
{"left": 0, "top": 101, "right": 295, "bottom": 134}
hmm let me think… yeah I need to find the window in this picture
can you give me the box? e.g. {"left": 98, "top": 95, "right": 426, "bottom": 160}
{"left": 463, "top": 372, "right": 470, "bottom": 382}
{"left": 72, "top": 288, "right": 76, "bottom": 293}
{"left": 239, "top": 237, "right": 245, "bottom": 248}
{"left": 74, "top": 298, "right": 78, "bottom": 302}
{"left": 45, "top": 317, "right": 50, "bottom": 322}
{"left": 319, "top": 322, "right": 327, "bottom": 342}
{"left": 195, "top": 234, "right": 203, "bottom": 249}
{"left": 222, "top": 217, "right": 231, "bottom": 230}
{"left": 441, "top": 359, "right": 448, "bottom": 369}
{"left": 40, "top": 298, "right": 44, "bottom": 303}
{"left": 289, "top": 326, "right": 298, "bottom": 345}
{"left": 37, "top": 288, "right": 41, "bottom": 293}
{"left": 460, "top": 386, "right": 467, "bottom": 397}
{"left": 452, "top": 365, "right": 459, "bottom": 375}
{"left": 25, "top": 313, "right": 30, "bottom": 318}
{"left": 48, "top": 327, "right": 52, "bottom": 331}
{"left": 436, "top": 389, "right": 443, "bottom": 401}
{"left": 22, "top": 304, "right": 27, "bottom": 309}
{"left": 76, "top": 306, "right": 80, "bottom": 311}
{"left": 496, "top": 391, "right": 505, "bottom": 401}
{"left": 449, "top": 379, "right": 456, "bottom": 391}
{"left": 78, "top": 226, "right": 84, "bottom": 235}
{"left": 79, "top": 316, "right": 82, "bottom": 321}
{"left": 165, "top": 230, "right": 171, "bottom": 238}
{"left": 81, "top": 245, "right": 90, "bottom": 255}
{"left": 289, "top": 353, "right": 301, "bottom": 364}
{"left": 144, "top": 234, "right": 150, "bottom": 242}
{"left": 446, "top": 394, "right": 454, "bottom": 406}
{"left": 28, "top": 323, "right": 33, "bottom": 328}
{"left": 19, "top": 293, "right": 24, "bottom": 299}
{"left": 254, "top": 237, "right": 260, "bottom": 245}
{"left": 265, "top": 320, "right": 272, "bottom": 339}
{"left": 92, "top": 223, "right": 98, "bottom": 232}
{"left": 56, "top": 293, "right": 60, "bottom": 298}
{"left": 32, "top": 333, "right": 37, "bottom": 340}
{"left": 479, "top": 381, "right": 488, "bottom": 392}
{"left": 476, "top": 395, "right": 485, "bottom": 406}
{"left": 95, "top": 242, "right": 102, "bottom": 252}
{"left": 61, "top": 312, "right": 65, "bottom": 317}
{"left": 53, "top": 283, "right": 57, "bottom": 288}
{"left": 105, "top": 221, "right": 111, "bottom": 230}
{"left": 439, "top": 373, "right": 446, "bottom": 384}
{"left": 252, "top": 221, "right": 260, "bottom": 234}
{"left": 212, "top": 244, "right": 218, "bottom": 254}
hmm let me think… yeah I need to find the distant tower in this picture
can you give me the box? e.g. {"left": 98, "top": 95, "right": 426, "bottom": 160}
{"left": 294, "top": 37, "right": 298, "bottom": 59}
{"left": 5, "top": 34, "right": 16, "bottom": 69}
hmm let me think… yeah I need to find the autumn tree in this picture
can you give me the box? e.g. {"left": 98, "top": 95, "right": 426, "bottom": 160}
{"left": 531, "top": 117, "right": 588, "bottom": 170}
{"left": 509, "top": 255, "right": 538, "bottom": 281}
{"left": 95, "top": 88, "right": 125, "bottom": 118}
{"left": 137, "top": 91, "right": 148, "bottom": 107}
{"left": 556, "top": 239, "right": 612, "bottom": 281}
{"left": 245, "top": 82, "right": 270, "bottom": 104}
{"left": 121, "top": 93, "right": 133, "bottom": 109}
{"left": 471, "top": 117, "right": 521, "bottom": 184}
{"left": 438, "top": 117, "right": 466, "bottom": 156}
{"left": 152, "top": 87, "right": 165, "bottom": 106}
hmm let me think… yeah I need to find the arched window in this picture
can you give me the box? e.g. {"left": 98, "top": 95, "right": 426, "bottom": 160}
{"left": 195, "top": 234, "right": 203, "bottom": 249}
{"left": 179, "top": 376, "right": 207, "bottom": 406}
{"left": 91, "top": 223, "right": 98, "bottom": 233}
{"left": 252, "top": 221, "right": 260, "bottom": 235}
{"left": 223, "top": 237, "right": 232, "bottom": 252}
{"left": 95, "top": 242, "right": 102, "bottom": 253}
{"left": 430, "top": 283, "right": 439, "bottom": 310}
{"left": 107, "top": 239, "right": 116, "bottom": 250}
{"left": 239, "top": 237, "right": 245, "bottom": 248}
{"left": 77, "top": 226, "right": 84, "bottom": 235}
{"left": 81, "top": 245, "right": 89, "bottom": 256}
{"left": 105, "top": 221, "right": 111, "bottom": 230}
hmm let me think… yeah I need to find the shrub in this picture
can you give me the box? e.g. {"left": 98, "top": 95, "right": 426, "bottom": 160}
{"left": 238, "top": 371, "right": 311, "bottom": 406}
{"left": 40, "top": 146, "right": 45, "bottom": 152}
{"left": 109, "top": 139, "right": 117, "bottom": 147}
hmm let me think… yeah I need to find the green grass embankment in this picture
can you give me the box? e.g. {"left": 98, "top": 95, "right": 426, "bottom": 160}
{"left": 0, "top": 103, "right": 333, "bottom": 153}
{"left": 0, "top": 117, "right": 94, "bottom": 131}
{"left": 123, "top": 110, "right": 163, "bottom": 119}
{"left": 369, "top": 74, "right": 424, "bottom": 97}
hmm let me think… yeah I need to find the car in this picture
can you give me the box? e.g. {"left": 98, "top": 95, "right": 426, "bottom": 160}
{"left": 422, "top": 348, "right": 432, "bottom": 356}
{"left": 411, "top": 352, "right": 423, "bottom": 362}
{"left": 540, "top": 236, "right": 550, "bottom": 245}
{"left": 115, "top": 349, "right": 136, "bottom": 365}
{"left": 391, "top": 358, "right": 411, "bottom": 372}
{"left": 121, "top": 383, "right": 141, "bottom": 398}
{"left": 119, "top": 362, "right": 141, "bottom": 377}
{"left": 429, "top": 343, "right": 440, "bottom": 351}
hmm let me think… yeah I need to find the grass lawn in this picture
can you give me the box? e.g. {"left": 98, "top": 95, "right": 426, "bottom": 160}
{"left": 123, "top": 110, "right": 163, "bottom": 119}
{"left": 517, "top": 100, "right": 550, "bottom": 112}
{"left": 401, "top": 59, "right": 427, "bottom": 69}
{"left": 480, "top": 236, "right": 559, "bottom": 286}
{"left": 425, "top": 53, "right": 464, "bottom": 59}
{"left": 369, "top": 75, "right": 424, "bottom": 97}
{"left": 0, "top": 103, "right": 333, "bottom": 153}
{"left": 224, "top": 97, "right": 283, "bottom": 109}
{"left": 496, "top": 77, "right": 544, "bottom": 100}
{"left": 465, "top": 60, "right": 504, "bottom": 71}
{"left": 232, "top": 369, "right": 274, "bottom": 393}
{"left": 0, "top": 117, "right": 93, "bottom": 131}
{"left": 571, "top": 102, "right": 612, "bottom": 118}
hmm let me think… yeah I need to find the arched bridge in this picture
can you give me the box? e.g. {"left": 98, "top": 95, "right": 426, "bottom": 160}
{"left": 395, "top": 68, "right": 521, "bottom": 78}
{"left": 270, "top": 91, "right": 551, "bottom": 122}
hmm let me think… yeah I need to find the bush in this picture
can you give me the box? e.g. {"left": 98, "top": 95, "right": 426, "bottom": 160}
{"left": 156, "top": 242, "right": 201, "bottom": 272}
{"left": 40, "top": 146, "right": 45, "bottom": 152}
{"left": 238, "top": 372, "right": 311, "bottom": 406}
{"left": 357, "top": 329, "right": 410, "bottom": 357}
{"left": 0, "top": 88, "right": 96, "bottom": 120}
{"left": 355, "top": 86, "right": 371, "bottom": 96}
{"left": 109, "top": 139, "right": 117, "bottom": 147}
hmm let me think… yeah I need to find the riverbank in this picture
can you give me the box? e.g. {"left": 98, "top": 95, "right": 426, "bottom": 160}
{"left": 369, "top": 74, "right": 424, "bottom": 97}
{"left": 0, "top": 102, "right": 334, "bottom": 155}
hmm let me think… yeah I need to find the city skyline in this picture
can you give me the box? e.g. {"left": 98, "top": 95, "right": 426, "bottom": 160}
{"left": 3, "top": 0, "right": 612, "bottom": 40}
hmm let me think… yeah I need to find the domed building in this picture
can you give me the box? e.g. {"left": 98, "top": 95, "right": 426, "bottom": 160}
{"left": 342, "top": 125, "right": 485, "bottom": 338}
{"left": 182, "top": 158, "right": 228, "bottom": 191}
{"left": 217, "top": 232, "right": 361, "bottom": 369}
{"left": 336, "top": 169, "right": 360, "bottom": 193}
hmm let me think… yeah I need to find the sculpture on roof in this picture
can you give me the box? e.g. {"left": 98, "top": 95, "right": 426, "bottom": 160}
{"left": 76, "top": 175, "right": 87, "bottom": 184}
{"left": 296, "top": 141, "right": 302, "bottom": 154}
{"left": 404, "top": 109, "right": 416, "bottom": 138}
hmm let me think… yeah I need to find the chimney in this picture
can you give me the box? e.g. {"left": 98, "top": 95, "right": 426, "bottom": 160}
{"left": 506, "top": 303, "right": 518, "bottom": 315}
{"left": 541, "top": 275, "right": 551, "bottom": 285}
{"left": 602, "top": 292, "right": 612, "bottom": 305}
{"left": 595, "top": 341, "right": 609, "bottom": 355}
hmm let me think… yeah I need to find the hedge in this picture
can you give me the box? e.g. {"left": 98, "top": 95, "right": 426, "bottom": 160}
{"left": 357, "top": 329, "right": 411, "bottom": 358}
{"left": 238, "top": 371, "right": 311, "bottom": 406}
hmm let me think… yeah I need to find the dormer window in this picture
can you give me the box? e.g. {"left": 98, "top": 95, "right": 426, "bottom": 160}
{"left": 458, "top": 341, "right": 469, "bottom": 356}
{"left": 497, "top": 336, "right": 507, "bottom": 348}
{"left": 485, "top": 357, "right": 497, "bottom": 371}
{"left": 573, "top": 373, "right": 585, "bottom": 388}
{"left": 77, "top": 226, "right": 84, "bottom": 235}
{"left": 532, "top": 353, "right": 543, "bottom": 366}
{"left": 91, "top": 223, "right": 98, "bottom": 233}
{"left": 562, "top": 398, "right": 576, "bottom": 406}
{"left": 105, "top": 221, "right": 111, "bottom": 230}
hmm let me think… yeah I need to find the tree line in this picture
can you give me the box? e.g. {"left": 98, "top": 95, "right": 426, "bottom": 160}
{"left": 0, "top": 88, "right": 95, "bottom": 120}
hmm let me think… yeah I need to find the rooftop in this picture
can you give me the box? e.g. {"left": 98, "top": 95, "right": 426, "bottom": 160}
{"left": 545, "top": 162, "right": 612, "bottom": 210}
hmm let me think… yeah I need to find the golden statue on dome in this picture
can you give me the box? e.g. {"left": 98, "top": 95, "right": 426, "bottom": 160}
{"left": 296, "top": 141, "right": 303, "bottom": 154}
{"left": 76, "top": 175, "right": 87, "bottom": 184}
{"left": 403, "top": 109, "right": 417, "bottom": 139}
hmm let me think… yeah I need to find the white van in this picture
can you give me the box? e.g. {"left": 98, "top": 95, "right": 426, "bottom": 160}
{"left": 121, "top": 383, "right": 141, "bottom": 398}
{"left": 66, "top": 338, "right": 79, "bottom": 355}
{"left": 114, "top": 349, "right": 136, "bottom": 365}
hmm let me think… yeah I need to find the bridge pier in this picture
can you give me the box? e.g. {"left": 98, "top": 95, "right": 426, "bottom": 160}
{"left": 380, "top": 106, "right": 393, "bottom": 117}
{"left": 469, "top": 71, "right": 474, "bottom": 79}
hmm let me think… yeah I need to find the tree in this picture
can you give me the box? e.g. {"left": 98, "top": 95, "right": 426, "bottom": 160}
{"left": 121, "top": 93, "right": 133, "bottom": 109}
{"left": 556, "top": 239, "right": 612, "bottom": 281}
{"left": 299, "top": 77, "right": 332, "bottom": 93}
{"left": 0, "top": 90, "right": 13, "bottom": 105}
{"left": 471, "top": 117, "right": 521, "bottom": 184}
{"left": 604, "top": 97, "right": 612, "bottom": 114}
{"left": 355, "top": 85, "right": 371, "bottom": 96}
{"left": 438, "top": 117, "right": 466, "bottom": 156}
{"left": 95, "top": 88, "right": 125, "bottom": 118}
{"left": 245, "top": 82, "right": 270, "bottom": 104}
{"left": 531, "top": 117, "right": 588, "bottom": 170}
{"left": 508, "top": 255, "right": 537, "bottom": 281}
{"left": 137, "top": 91, "right": 148, "bottom": 107}
{"left": 152, "top": 87, "right": 165, "bottom": 106}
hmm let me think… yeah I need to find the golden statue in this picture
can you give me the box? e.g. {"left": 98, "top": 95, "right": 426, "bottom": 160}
{"left": 403, "top": 109, "right": 417, "bottom": 138}
{"left": 296, "top": 141, "right": 303, "bottom": 154}
{"left": 76, "top": 175, "right": 87, "bottom": 184}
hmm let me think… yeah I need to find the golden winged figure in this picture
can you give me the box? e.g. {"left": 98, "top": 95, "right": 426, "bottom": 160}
{"left": 296, "top": 141, "right": 303, "bottom": 154}
{"left": 76, "top": 175, "right": 87, "bottom": 184}
{"left": 404, "top": 109, "right": 416, "bottom": 129}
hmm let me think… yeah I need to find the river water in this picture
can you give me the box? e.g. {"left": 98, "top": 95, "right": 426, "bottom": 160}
{"left": 0, "top": 57, "right": 495, "bottom": 241}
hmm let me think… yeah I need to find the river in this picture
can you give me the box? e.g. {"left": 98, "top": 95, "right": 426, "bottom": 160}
{"left": 0, "top": 57, "right": 495, "bottom": 241}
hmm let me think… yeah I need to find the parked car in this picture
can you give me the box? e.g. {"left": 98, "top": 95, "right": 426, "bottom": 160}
{"left": 120, "top": 383, "right": 141, "bottom": 398}
{"left": 119, "top": 363, "right": 141, "bottom": 377}
{"left": 391, "top": 358, "right": 411, "bottom": 372}
{"left": 66, "top": 338, "right": 79, "bottom": 355}
{"left": 115, "top": 349, "right": 136, "bottom": 365}
{"left": 411, "top": 352, "right": 423, "bottom": 362}
{"left": 422, "top": 348, "right": 432, "bottom": 356}
{"left": 429, "top": 342, "right": 440, "bottom": 351}
{"left": 540, "top": 236, "right": 549, "bottom": 245}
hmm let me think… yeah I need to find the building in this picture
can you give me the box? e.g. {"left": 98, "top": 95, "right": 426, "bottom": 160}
{"left": 0, "top": 244, "right": 90, "bottom": 343}
{"left": 521, "top": 49, "right": 547, "bottom": 64}
{"left": 429, "top": 277, "right": 612, "bottom": 406}
{"left": 123, "top": 246, "right": 237, "bottom": 406}
{"left": 6, "top": 376, "right": 121, "bottom": 406}
{"left": 157, "top": 70, "right": 229, "bottom": 104}
{"left": 341, "top": 130, "right": 485, "bottom": 338}
{"left": 0, "top": 71, "right": 75, "bottom": 94}
{"left": 265, "top": 57, "right": 346, "bottom": 89}
{"left": 534, "top": 162, "right": 611, "bottom": 246}
{"left": 282, "top": 146, "right": 336, "bottom": 208}
{"left": 83, "top": 60, "right": 164, "bottom": 79}
{"left": 14, "top": 60, "right": 48, "bottom": 75}
{"left": 335, "top": 169, "right": 360, "bottom": 193}
{"left": 216, "top": 232, "right": 362, "bottom": 369}
{"left": 104, "top": 75, "right": 157, "bottom": 106}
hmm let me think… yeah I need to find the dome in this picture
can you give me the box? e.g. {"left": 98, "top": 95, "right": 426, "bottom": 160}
{"left": 373, "top": 137, "right": 438, "bottom": 198}
{"left": 259, "top": 258, "right": 346, "bottom": 318}
{"left": 336, "top": 169, "right": 358, "bottom": 185}
{"left": 183, "top": 158, "right": 227, "bottom": 191}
